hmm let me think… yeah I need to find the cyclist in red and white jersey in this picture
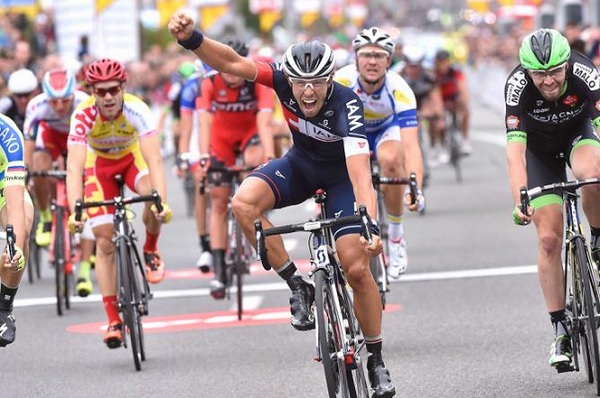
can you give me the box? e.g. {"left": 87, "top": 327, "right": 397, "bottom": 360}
{"left": 195, "top": 38, "right": 275, "bottom": 298}
{"left": 24, "top": 68, "right": 88, "bottom": 248}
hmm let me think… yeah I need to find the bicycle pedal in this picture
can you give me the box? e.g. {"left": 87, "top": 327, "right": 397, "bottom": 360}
{"left": 554, "top": 363, "right": 574, "bottom": 373}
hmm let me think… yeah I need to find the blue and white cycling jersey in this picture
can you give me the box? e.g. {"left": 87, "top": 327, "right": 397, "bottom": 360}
{"left": 0, "top": 113, "right": 26, "bottom": 189}
{"left": 334, "top": 64, "right": 418, "bottom": 136}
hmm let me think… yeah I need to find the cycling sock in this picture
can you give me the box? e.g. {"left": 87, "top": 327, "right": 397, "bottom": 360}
{"left": 77, "top": 260, "right": 91, "bottom": 278}
{"left": 40, "top": 208, "right": 52, "bottom": 222}
{"left": 200, "top": 235, "right": 211, "bottom": 252}
{"left": 387, "top": 214, "right": 404, "bottom": 241}
{"left": 213, "top": 249, "right": 225, "bottom": 281}
{"left": 0, "top": 283, "right": 18, "bottom": 311}
{"left": 143, "top": 232, "right": 159, "bottom": 252}
{"left": 102, "top": 296, "right": 120, "bottom": 324}
{"left": 550, "top": 310, "right": 569, "bottom": 336}
{"left": 276, "top": 259, "right": 298, "bottom": 281}
{"left": 365, "top": 336, "right": 383, "bottom": 355}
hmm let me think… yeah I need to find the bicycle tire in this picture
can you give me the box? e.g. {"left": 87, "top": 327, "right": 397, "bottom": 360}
{"left": 565, "top": 246, "right": 589, "bottom": 378}
{"left": 117, "top": 240, "right": 142, "bottom": 371}
{"left": 53, "top": 209, "right": 65, "bottom": 316}
{"left": 449, "top": 129, "right": 463, "bottom": 183}
{"left": 183, "top": 172, "right": 195, "bottom": 218}
{"left": 63, "top": 215, "right": 73, "bottom": 311}
{"left": 130, "top": 242, "right": 148, "bottom": 362}
{"left": 576, "top": 238, "right": 600, "bottom": 393}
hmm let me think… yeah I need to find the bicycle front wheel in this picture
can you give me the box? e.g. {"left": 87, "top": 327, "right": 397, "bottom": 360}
{"left": 576, "top": 238, "right": 600, "bottom": 393}
{"left": 369, "top": 255, "right": 386, "bottom": 310}
{"left": 53, "top": 211, "right": 65, "bottom": 316}
{"left": 314, "top": 269, "right": 350, "bottom": 398}
{"left": 117, "top": 240, "right": 143, "bottom": 371}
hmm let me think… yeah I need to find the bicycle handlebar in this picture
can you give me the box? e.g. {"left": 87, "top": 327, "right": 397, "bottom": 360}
{"left": 372, "top": 172, "right": 418, "bottom": 205}
{"left": 519, "top": 177, "right": 600, "bottom": 215}
{"left": 74, "top": 190, "right": 163, "bottom": 222}
{"left": 254, "top": 205, "right": 373, "bottom": 271}
{"left": 27, "top": 170, "right": 67, "bottom": 179}
{"left": 5, "top": 224, "right": 15, "bottom": 261}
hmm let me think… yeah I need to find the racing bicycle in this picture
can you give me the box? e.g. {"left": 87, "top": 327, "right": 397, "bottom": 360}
{"left": 201, "top": 158, "right": 255, "bottom": 321}
{"left": 75, "top": 175, "right": 162, "bottom": 371}
{"left": 370, "top": 165, "right": 417, "bottom": 309}
{"left": 520, "top": 177, "right": 600, "bottom": 395}
{"left": 445, "top": 108, "right": 463, "bottom": 183}
{"left": 255, "top": 193, "right": 374, "bottom": 398}
{"left": 29, "top": 169, "right": 77, "bottom": 316}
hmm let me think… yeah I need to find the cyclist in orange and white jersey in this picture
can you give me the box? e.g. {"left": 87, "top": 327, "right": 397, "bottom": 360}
{"left": 66, "top": 58, "right": 173, "bottom": 349}
{"left": 196, "top": 39, "right": 275, "bottom": 299}
{"left": 24, "top": 68, "right": 88, "bottom": 248}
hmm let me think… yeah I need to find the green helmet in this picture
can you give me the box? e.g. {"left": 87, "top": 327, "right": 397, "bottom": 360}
{"left": 519, "top": 29, "right": 571, "bottom": 70}
{"left": 178, "top": 62, "right": 196, "bottom": 78}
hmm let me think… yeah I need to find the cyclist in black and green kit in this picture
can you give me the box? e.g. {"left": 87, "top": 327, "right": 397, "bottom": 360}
{"left": 506, "top": 28, "right": 600, "bottom": 369}
{"left": 0, "top": 113, "right": 34, "bottom": 347}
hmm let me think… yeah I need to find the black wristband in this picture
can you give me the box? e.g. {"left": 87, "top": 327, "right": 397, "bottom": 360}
{"left": 177, "top": 30, "right": 204, "bottom": 51}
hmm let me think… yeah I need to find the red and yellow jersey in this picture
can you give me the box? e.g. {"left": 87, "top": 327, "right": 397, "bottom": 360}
{"left": 67, "top": 93, "right": 157, "bottom": 159}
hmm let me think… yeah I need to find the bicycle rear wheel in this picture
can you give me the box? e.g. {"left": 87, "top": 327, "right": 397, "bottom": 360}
{"left": 117, "top": 240, "right": 143, "bottom": 371}
{"left": 576, "top": 239, "right": 600, "bottom": 393}
{"left": 183, "top": 172, "right": 195, "bottom": 218}
{"left": 369, "top": 255, "right": 386, "bottom": 310}
{"left": 314, "top": 269, "right": 351, "bottom": 397}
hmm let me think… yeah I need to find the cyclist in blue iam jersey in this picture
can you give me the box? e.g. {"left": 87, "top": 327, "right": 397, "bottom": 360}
{"left": 169, "top": 11, "right": 396, "bottom": 397}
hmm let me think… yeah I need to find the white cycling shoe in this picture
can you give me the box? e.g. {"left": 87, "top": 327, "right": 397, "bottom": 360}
{"left": 387, "top": 238, "right": 407, "bottom": 279}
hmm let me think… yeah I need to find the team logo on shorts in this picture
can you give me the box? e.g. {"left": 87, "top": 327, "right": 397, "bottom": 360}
{"left": 506, "top": 115, "right": 519, "bottom": 129}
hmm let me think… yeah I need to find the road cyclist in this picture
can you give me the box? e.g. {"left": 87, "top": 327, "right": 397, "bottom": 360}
{"left": 334, "top": 27, "right": 425, "bottom": 278}
{"left": 194, "top": 38, "right": 275, "bottom": 299}
{"left": 507, "top": 28, "right": 600, "bottom": 370}
{"left": 168, "top": 11, "right": 396, "bottom": 397}
{"left": 0, "top": 113, "right": 34, "bottom": 347}
{"left": 66, "top": 58, "right": 173, "bottom": 349}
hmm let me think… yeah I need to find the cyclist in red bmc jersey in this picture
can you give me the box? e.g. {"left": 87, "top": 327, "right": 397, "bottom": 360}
{"left": 196, "top": 39, "right": 275, "bottom": 299}
{"left": 434, "top": 49, "right": 471, "bottom": 157}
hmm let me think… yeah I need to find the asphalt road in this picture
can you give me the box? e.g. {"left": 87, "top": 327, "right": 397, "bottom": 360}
{"left": 3, "top": 84, "right": 598, "bottom": 397}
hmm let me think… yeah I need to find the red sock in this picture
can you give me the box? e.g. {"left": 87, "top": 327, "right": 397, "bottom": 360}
{"left": 102, "top": 296, "right": 120, "bottom": 324}
{"left": 144, "top": 232, "right": 159, "bottom": 252}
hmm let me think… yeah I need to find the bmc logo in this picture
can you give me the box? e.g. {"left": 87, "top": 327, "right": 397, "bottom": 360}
{"left": 213, "top": 101, "right": 258, "bottom": 112}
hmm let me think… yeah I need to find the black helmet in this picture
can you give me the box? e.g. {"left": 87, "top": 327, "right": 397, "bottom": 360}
{"left": 281, "top": 41, "right": 335, "bottom": 79}
{"left": 224, "top": 38, "right": 249, "bottom": 57}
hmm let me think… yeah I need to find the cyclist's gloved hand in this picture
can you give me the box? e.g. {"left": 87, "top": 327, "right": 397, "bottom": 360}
{"left": 512, "top": 205, "right": 533, "bottom": 226}
{"left": 151, "top": 202, "right": 173, "bottom": 224}
{"left": 176, "top": 153, "right": 189, "bottom": 172}
{"left": 68, "top": 212, "right": 85, "bottom": 234}
{"left": 3, "top": 244, "right": 25, "bottom": 272}
{"left": 405, "top": 188, "right": 425, "bottom": 212}
{"left": 198, "top": 155, "right": 211, "bottom": 179}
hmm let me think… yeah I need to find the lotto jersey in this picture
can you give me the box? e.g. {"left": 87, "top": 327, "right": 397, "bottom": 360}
{"left": 334, "top": 65, "right": 418, "bottom": 135}
{"left": 196, "top": 73, "right": 274, "bottom": 129}
{"left": 254, "top": 61, "right": 367, "bottom": 162}
{"left": 0, "top": 113, "right": 26, "bottom": 189}
{"left": 23, "top": 90, "right": 89, "bottom": 139}
{"left": 68, "top": 93, "right": 157, "bottom": 159}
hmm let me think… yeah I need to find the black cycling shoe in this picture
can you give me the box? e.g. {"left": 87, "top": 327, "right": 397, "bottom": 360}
{"left": 0, "top": 311, "right": 16, "bottom": 347}
{"left": 287, "top": 275, "right": 315, "bottom": 331}
{"left": 367, "top": 355, "right": 396, "bottom": 398}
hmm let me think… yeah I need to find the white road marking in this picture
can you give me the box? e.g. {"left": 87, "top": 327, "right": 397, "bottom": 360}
{"left": 14, "top": 264, "right": 537, "bottom": 308}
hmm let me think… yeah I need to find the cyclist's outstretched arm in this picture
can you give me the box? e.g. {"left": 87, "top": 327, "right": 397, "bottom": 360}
{"left": 506, "top": 140, "right": 527, "bottom": 205}
{"left": 140, "top": 134, "right": 167, "bottom": 201}
{"left": 168, "top": 12, "right": 257, "bottom": 81}
{"left": 400, "top": 125, "right": 424, "bottom": 188}
{"left": 346, "top": 152, "right": 378, "bottom": 221}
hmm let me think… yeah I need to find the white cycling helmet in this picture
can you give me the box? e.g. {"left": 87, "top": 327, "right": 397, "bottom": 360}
{"left": 8, "top": 68, "right": 38, "bottom": 94}
{"left": 403, "top": 45, "right": 425, "bottom": 65}
{"left": 282, "top": 41, "right": 335, "bottom": 79}
{"left": 352, "top": 27, "right": 395, "bottom": 55}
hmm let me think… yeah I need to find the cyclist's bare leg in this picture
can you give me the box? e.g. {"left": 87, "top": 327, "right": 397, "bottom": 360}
{"left": 243, "top": 143, "right": 264, "bottom": 167}
{"left": 571, "top": 144, "right": 600, "bottom": 225}
{"left": 336, "top": 234, "right": 382, "bottom": 338}
{"left": 91, "top": 223, "right": 117, "bottom": 297}
{"left": 209, "top": 186, "right": 230, "bottom": 250}
{"left": 31, "top": 150, "right": 53, "bottom": 214}
{"left": 532, "top": 204, "right": 565, "bottom": 312}
{"left": 377, "top": 140, "right": 405, "bottom": 216}
{"left": 231, "top": 177, "right": 288, "bottom": 268}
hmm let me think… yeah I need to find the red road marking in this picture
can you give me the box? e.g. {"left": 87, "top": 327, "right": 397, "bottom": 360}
{"left": 67, "top": 304, "right": 402, "bottom": 334}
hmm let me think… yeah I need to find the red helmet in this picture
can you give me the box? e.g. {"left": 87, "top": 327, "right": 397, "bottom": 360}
{"left": 85, "top": 58, "right": 127, "bottom": 85}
